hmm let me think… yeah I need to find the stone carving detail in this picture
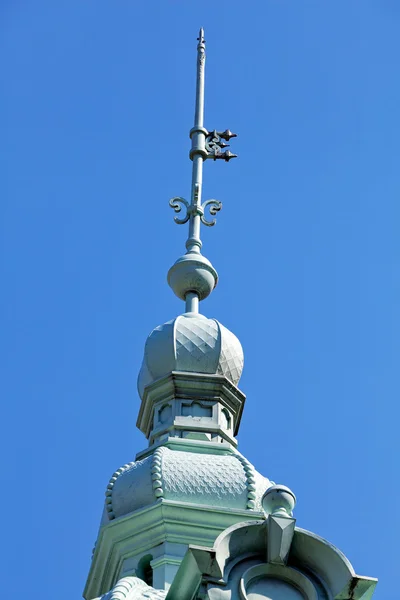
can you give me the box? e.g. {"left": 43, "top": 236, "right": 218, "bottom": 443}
{"left": 95, "top": 576, "right": 167, "bottom": 600}
{"left": 105, "top": 462, "right": 136, "bottom": 520}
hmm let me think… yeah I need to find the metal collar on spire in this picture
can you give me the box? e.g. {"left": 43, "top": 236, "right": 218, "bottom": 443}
{"left": 168, "top": 29, "right": 237, "bottom": 314}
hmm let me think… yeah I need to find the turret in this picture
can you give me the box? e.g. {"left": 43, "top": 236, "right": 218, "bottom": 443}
{"left": 84, "top": 29, "right": 377, "bottom": 600}
{"left": 84, "top": 30, "right": 273, "bottom": 600}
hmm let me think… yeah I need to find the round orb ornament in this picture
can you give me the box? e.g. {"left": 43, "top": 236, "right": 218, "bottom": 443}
{"left": 262, "top": 484, "right": 296, "bottom": 517}
{"left": 167, "top": 252, "right": 218, "bottom": 301}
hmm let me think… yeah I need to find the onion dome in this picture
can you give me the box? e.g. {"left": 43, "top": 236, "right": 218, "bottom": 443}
{"left": 137, "top": 312, "right": 244, "bottom": 399}
{"left": 104, "top": 446, "right": 272, "bottom": 522}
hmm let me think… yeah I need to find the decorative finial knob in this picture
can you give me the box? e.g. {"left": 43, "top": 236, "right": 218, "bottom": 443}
{"left": 167, "top": 252, "right": 218, "bottom": 303}
{"left": 262, "top": 485, "right": 296, "bottom": 518}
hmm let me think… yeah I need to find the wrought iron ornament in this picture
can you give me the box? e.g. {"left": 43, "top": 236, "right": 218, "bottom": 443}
{"left": 205, "top": 129, "right": 237, "bottom": 161}
{"left": 169, "top": 185, "right": 222, "bottom": 227}
{"left": 169, "top": 28, "right": 237, "bottom": 244}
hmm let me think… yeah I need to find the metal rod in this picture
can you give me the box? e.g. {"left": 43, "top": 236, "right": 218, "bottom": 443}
{"left": 185, "top": 292, "right": 199, "bottom": 314}
{"left": 186, "top": 28, "right": 207, "bottom": 255}
{"left": 194, "top": 28, "right": 205, "bottom": 130}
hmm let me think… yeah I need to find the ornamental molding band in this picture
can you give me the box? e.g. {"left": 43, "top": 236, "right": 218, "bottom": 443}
{"left": 235, "top": 452, "right": 261, "bottom": 510}
{"left": 83, "top": 28, "right": 377, "bottom": 600}
{"left": 151, "top": 447, "right": 164, "bottom": 499}
{"left": 105, "top": 462, "right": 136, "bottom": 521}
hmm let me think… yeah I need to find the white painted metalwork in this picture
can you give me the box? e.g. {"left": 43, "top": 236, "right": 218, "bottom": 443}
{"left": 168, "top": 29, "right": 237, "bottom": 313}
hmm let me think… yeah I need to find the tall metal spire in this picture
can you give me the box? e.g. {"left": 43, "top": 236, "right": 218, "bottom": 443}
{"left": 168, "top": 28, "right": 237, "bottom": 314}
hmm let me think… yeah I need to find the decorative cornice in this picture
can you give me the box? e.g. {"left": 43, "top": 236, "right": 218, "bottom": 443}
{"left": 135, "top": 436, "right": 235, "bottom": 461}
{"left": 150, "top": 554, "right": 184, "bottom": 569}
{"left": 85, "top": 500, "right": 264, "bottom": 600}
{"left": 105, "top": 462, "right": 136, "bottom": 521}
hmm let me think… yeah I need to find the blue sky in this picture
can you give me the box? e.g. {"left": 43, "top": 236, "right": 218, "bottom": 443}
{"left": 2, "top": 2, "right": 399, "bottom": 598}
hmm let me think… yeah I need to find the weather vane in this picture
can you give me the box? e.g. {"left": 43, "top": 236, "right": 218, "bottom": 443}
{"left": 169, "top": 28, "right": 237, "bottom": 256}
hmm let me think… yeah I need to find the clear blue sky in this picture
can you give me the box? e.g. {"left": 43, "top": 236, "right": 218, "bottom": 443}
{"left": 2, "top": 2, "right": 399, "bottom": 598}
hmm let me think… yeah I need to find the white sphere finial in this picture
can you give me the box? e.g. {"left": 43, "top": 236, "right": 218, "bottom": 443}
{"left": 262, "top": 484, "right": 296, "bottom": 518}
{"left": 167, "top": 252, "right": 218, "bottom": 303}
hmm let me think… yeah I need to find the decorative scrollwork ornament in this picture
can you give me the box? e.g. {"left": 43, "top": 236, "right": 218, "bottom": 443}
{"left": 169, "top": 197, "right": 190, "bottom": 224}
{"left": 169, "top": 196, "right": 222, "bottom": 228}
{"left": 201, "top": 199, "right": 222, "bottom": 227}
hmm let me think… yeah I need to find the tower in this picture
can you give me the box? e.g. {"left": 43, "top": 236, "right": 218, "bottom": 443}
{"left": 84, "top": 30, "right": 377, "bottom": 600}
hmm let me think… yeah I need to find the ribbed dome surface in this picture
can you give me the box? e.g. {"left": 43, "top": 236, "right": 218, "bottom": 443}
{"left": 104, "top": 447, "right": 271, "bottom": 521}
{"left": 137, "top": 313, "right": 244, "bottom": 399}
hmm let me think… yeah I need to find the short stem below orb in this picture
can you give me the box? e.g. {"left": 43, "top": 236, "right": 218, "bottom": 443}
{"left": 185, "top": 292, "right": 199, "bottom": 314}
